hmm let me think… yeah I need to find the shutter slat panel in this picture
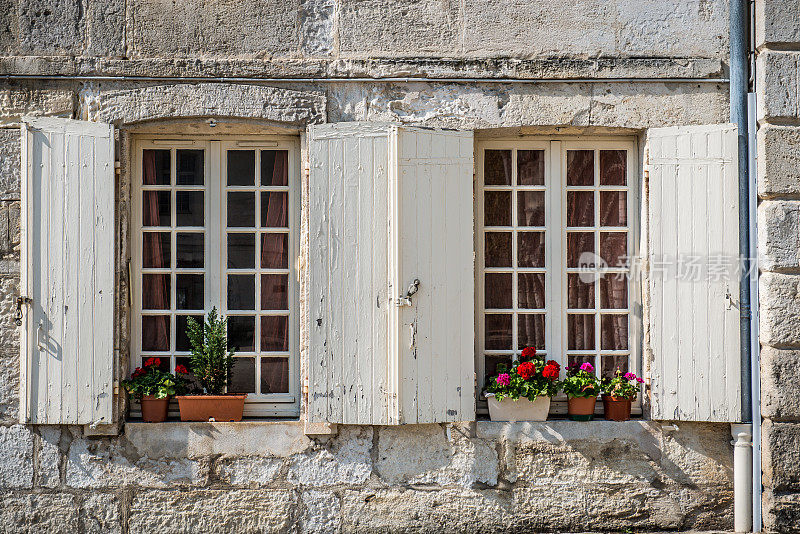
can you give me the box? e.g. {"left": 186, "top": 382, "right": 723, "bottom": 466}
{"left": 371, "top": 135, "right": 390, "bottom": 425}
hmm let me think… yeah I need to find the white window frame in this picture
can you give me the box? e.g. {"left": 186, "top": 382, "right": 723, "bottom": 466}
{"left": 131, "top": 135, "right": 301, "bottom": 418}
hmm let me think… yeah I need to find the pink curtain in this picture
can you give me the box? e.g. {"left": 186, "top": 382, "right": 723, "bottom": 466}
{"left": 142, "top": 150, "right": 169, "bottom": 351}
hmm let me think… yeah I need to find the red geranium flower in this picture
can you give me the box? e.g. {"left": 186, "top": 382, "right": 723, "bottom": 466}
{"left": 542, "top": 363, "right": 559, "bottom": 380}
{"left": 144, "top": 357, "right": 161, "bottom": 368}
{"left": 175, "top": 365, "right": 189, "bottom": 374}
{"left": 132, "top": 367, "right": 145, "bottom": 378}
{"left": 520, "top": 347, "right": 537, "bottom": 361}
{"left": 517, "top": 361, "right": 536, "bottom": 381}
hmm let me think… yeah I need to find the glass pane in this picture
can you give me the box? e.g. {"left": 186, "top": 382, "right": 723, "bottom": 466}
{"left": 140, "top": 356, "right": 169, "bottom": 372}
{"left": 227, "top": 316, "right": 255, "bottom": 352}
{"left": 567, "top": 314, "right": 595, "bottom": 350}
{"left": 176, "top": 315, "right": 203, "bottom": 352}
{"left": 517, "top": 191, "right": 545, "bottom": 227}
{"left": 600, "top": 150, "right": 626, "bottom": 185}
{"left": 484, "top": 232, "right": 511, "bottom": 268}
{"left": 228, "top": 275, "right": 255, "bottom": 310}
{"left": 600, "top": 274, "right": 628, "bottom": 309}
{"left": 261, "top": 357, "right": 290, "bottom": 393}
{"left": 600, "top": 232, "right": 627, "bottom": 267}
{"left": 518, "top": 232, "right": 544, "bottom": 268}
{"left": 567, "top": 191, "right": 594, "bottom": 227}
{"left": 484, "top": 273, "right": 512, "bottom": 309}
{"left": 567, "top": 150, "right": 594, "bottom": 186}
{"left": 261, "top": 233, "right": 289, "bottom": 269}
{"left": 261, "top": 150, "right": 288, "bottom": 186}
{"left": 176, "top": 274, "right": 203, "bottom": 310}
{"left": 484, "top": 191, "right": 510, "bottom": 227}
{"left": 176, "top": 233, "right": 204, "bottom": 268}
{"left": 175, "top": 356, "right": 202, "bottom": 391}
{"left": 261, "top": 274, "right": 289, "bottom": 311}
{"left": 261, "top": 316, "right": 289, "bottom": 351}
{"left": 142, "top": 315, "right": 169, "bottom": 351}
{"left": 518, "top": 150, "right": 544, "bottom": 185}
{"left": 567, "top": 232, "right": 595, "bottom": 268}
{"left": 484, "top": 150, "right": 511, "bottom": 185}
{"left": 601, "top": 314, "right": 628, "bottom": 350}
{"left": 567, "top": 354, "right": 595, "bottom": 372}
{"left": 143, "top": 149, "right": 170, "bottom": 185}
{"left": 229, "top": 357, "right": 256, "bottom": 393}
{"left": 228, "top": 233, "right": 255, "bottom": 269}
{"left": 485, "top": 314, "right": 512, "bottom": 350}
{"left": 261, "top": 192, "right": 288, "bottom": 228}
{"left": 567, "top": 274, "right": 595, "bottom": 309}
{"left": 601, "top": 355, "right": 629, "bottom": 380}
{"left": 142, "top": 274, "right": 170, "bottom": 310}
{"left": 176, "top": 191, "right": 204, "bottom": 227}
{"left": 143, "top": 232, "right": 170, "bottom": 269}
{"left": 227, "top": 150, "right": 255, "bottom": 186}
{"left": 143, "top": 191, "right": 170, "bottom": 227}
{"left": 228, "top": 192, "right": 255, "bottom": 227}
{"left": 518, "top": 314, "right": 545, "bottom": 350}
{"left": 600, "top": 191, "right": 627, "bottom": 226}
{"left": 176, "top": 149, "right": 204, "bottom": 185}
{"left": 484, "top": 354, "right": 513, "bottom": 382}
{"left": 518, "top": 273, "right": 545, "bottom": 309}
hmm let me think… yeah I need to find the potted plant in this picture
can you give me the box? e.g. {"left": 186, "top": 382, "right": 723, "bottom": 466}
{"left": 122, "top": 358, "right": 186, "bottom": 422}
{"left": 601, "top": 370, "right": 644, "bottom": 421}
{"left": 484, "top": 347, "right": 560, "bottom": 422}
{"left": 175, "top": 307, "right": 247, "bottom": 422}
{"left": 563, "top": 361, "right": 600, "bottom": 421}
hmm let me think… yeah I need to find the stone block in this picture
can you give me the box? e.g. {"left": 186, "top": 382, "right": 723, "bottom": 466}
{"left": 0, "top": 277, "right": 20, "bottom": 423}
{"left": 757, "top": 51, "right": 800, "bottom": 121}
{"left": 128, "top": 0, "right": 299, "bottom": 58}
{"left": 763, "top": 489, "right": 800, "bottom": 534}
{"left": 127, "top": 489, "right": 297, "bottom": 533}
{"left": 756, "top": 0, "right": 800, "bottom": 47}
{"left": 0, "top": 492, "right": 82, "bottom": 533}
{"left": 214, "top": 456, "right": 283, "bottom": 486}
{"left": 758, "top": 126, "right": 800, "bottom": 199}
{"left": 81, "top": 492, "right": 122, "bottom": 534}
{"left": 299, "top": 0, "right": 335, "bottom": 56}
{"left": 0, "top": 0, "right": 15, "bottom": 60}
{"left": 762, "top": 420, "right": 800, "bottom": 492}
{"left": 760, "top": 272, "right": 800, "bottom": 348}
{"left": 36, "top": 425, "right": 63, "bottom": 488}
{"left": 761, "top": 347, "right": 800, "bottom": 421}
{"left": 0, "top": 86, "right": 74, "bottom": 126}
{"left": 0, "top": 424, "right": 34, "bottom": 488}
{"left": 17, "top": 0, "right": 84, "bottom": 55}
{"left": 86, "top": 0, "right": 126, "bottom": 57}
{"left": 301, "top": 490, "right": 341, "bottom": 534}
{"left": 287, "top": 426, "right": 372, "bottom": 486}
{"left": 658, "top": 422, "right": 733, "bottom": 488}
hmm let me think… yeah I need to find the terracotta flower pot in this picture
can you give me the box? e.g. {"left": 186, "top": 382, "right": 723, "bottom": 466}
{"left": 486, "top": 395, "right": 550, "bottom": 421}
{"left": 567, "top": 395, "right": 597, "bottom": 421}
{"left": 176, "top": 394, "right": 247, "bottom": 422}
{"left": 140, "top": 395, "right": 170, "bottom": 423}
{"left": 603, "top": 396, "right": 633, "bottom": 421}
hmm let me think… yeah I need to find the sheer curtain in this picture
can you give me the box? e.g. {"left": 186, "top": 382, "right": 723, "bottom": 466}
{"left": 142, "top": 150, "right": 169, "bottom": 352}
{"left": 261, "top": 151, "right": 289, "bottom": 352}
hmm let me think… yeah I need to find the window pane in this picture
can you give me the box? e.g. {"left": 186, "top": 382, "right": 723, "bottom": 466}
{"left": 484, "top": 150, "right": 511, "bottom": 185}
{"left": 261, "top": 316, "right": 289, "bottom": 351}
{"left": 229, "top": 357, "right": 256, "bottom": 393}
{"left": 176, "top": 233, "right": 204, "bottom": 268}
{"left": 600, "top": 150, "right": 626, "bottom": 185}
{"left": 485, "top": 314, "right": 512, "bottom": 350}
{"left": 261, "top": 274, "right": 289, "bottom": 310}
{"left": 228, "top": 192, "right": 255, "bottom": 227}
{"left": 176, "top": 274, "right": 203, "bottom": 310}
{"left": 517, "top": 314, "right": 545, "bottom": 350}
{"left": 175, "top": 356, "right": 202, "bottom": 391}
{"left": 228, "top": 316, "right": 255, "bottom": 352}
{"left": 228, "top": 274, "right": 255, "bottom": 310}
{"left": 261, "top": 150, "right": 288, "bottom": 186}
{"left": 485, "top": 232, "right": 511, "bottom": 268}
{"left": 601, "top": 355, "right": 629, "bottom": 380}
{"left": 567, "top": 232, "right": 595, "bottom": 268}
{"left": 517, "top": 191, "right": 545, "bottom": 227}
{"left": 261, "top": 234, "right": 288, "bottom": 269}
{"left": 484, "top": 355, "right": 513, "bottom": 382}
{"left": 227, "top": 150, "right": 255, "bottom": 186}
{"left": 484, "top": 273, "right": 512, "bottom": 309}
{"left": 261, "top": 357, "right": 289, "bottom": 393}
{"left": 567, "top": 150, "right": 594, "bottom": 186}
{"left": 142, "top": 274, "right": 170, "bottom": 310}
{"left": 143, "top": 191, "right": 171, "bottom": 227}
{"left": 567, "top": 354, "right": 595, "bottom": 372}
{"left": 176, "top": 191, "right": 204, "bottom": 227}
{"left": 517, "top": 273, "right": 545, "bottom": 309}
{"left": 567, "top": 314, "right": 595, "bottom": 350}
{"left": 143, "top": 232, "right": 171, "bottom": 269}
{"left": 567, "top": 191, "right": 594, "bottom": 227}
{"left": 518, "top": 232, "right": 544, "bottom": 268}
{"left": 600, "top": 191, "right": 627, "bottom": 226}
{"left": 517, "top": 150, "right": 544, "bottom": 185}
{"left": 600, "top": 274, "right": 628, "bottom": 309}
{"left": 176, "top": 315, "right": 203, "bottom": 352}
{"left": 177, "top": 149, "right": 204, "bottom": 185}
{"left": 601, "top": 314, "right": 628, "bottom": 350}
{"left": 228, "top": 233, "right": 255, "bottom": 269}
{"left": 600, "top": 232, "right": 627, "bottom": 267}
{"left": 261, "top": 192, "right": 288, "bottom": 228}
{"left": 142, "top": 315, "right": 169, "bottom": 351}
{"left": 484, "top": 191, "right": 510, "bottom": 226}
{"left": 567, "top": 274, "right": 595, "bottom": 309}
{"left": 143, "top": 149, "right": 170, "bottom": 185}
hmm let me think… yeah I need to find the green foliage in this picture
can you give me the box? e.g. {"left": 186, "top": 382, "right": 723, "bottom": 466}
{"left": 601, "top": 370, "right": 642, "bottom": 400}
{"left": 562, "top": 362, "right": 600, "bottom": 398}
{"left": 185, "top": 307, "right": 235, "bottom": 395}
{"left": 485, "top": 355, "right": 561, "bottom": 401}
{"left": 121, "top": 358, "right": 186, "bottom": 399}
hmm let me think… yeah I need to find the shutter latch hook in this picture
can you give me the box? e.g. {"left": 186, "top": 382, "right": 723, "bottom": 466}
{"left": 14, "top": 296, "right": 32, "bottom": 326}
{"left": 395, "top": 279, "right": 420, "bottom": 307}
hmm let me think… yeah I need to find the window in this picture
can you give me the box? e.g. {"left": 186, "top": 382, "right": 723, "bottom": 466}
{"left": 132, "top": 137, "right": 299, "bottom": 417}
{"left": 476, "top": 139, "right": 638, "bottom": 406}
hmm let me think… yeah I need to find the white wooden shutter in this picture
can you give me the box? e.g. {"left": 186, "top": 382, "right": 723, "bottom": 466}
{"left": 20, "top": 117, "right": 115, "bottom": 425}
{"left": 308, "top": 123, "right": 475, "bottom": 425}
{"left": 646, "top": 123, "right": 742, "bottom": 422}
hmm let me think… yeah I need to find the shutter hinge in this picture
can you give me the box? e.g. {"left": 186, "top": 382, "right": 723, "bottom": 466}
{"left": 14, "top": 296, "right": 32, "bottom": 326}
{"left": 113, "top": 381, "right": 120, "bottom": 395}
{"left": 114, "top": 161, "right": 121, "bottom": 175}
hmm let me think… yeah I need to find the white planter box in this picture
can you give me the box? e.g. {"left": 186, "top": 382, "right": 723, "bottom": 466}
{"left": 486, "top": 394, "right": 551, "bottom": 422}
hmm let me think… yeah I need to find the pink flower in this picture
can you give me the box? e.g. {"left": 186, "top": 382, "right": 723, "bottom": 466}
{"left": 624, "top": 372, "right": 636, "bottom": 381}
{"left": 637, "top": 377, "right": 644, "bottom": 383}
{"left": 580, "top": 362, "right": 594, "bottom": 373}
{"left": 496, "top": 373, "right": 510, "bottom": 386}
